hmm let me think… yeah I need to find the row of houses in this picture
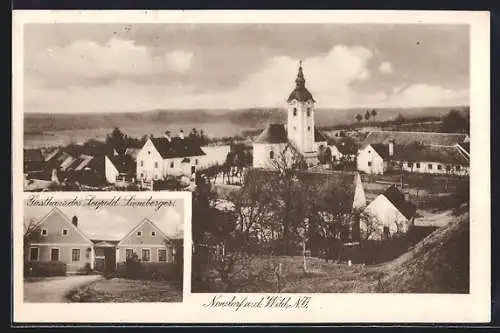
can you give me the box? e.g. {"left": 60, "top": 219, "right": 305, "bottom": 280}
{"left": 356, "top": 131, "right": 470, "bottom": 176}
{"left": 24, "top": 131, "right": 235, "bottom": 190}
{"left": 25, "top": 208, "right": 182, "bottom": 273}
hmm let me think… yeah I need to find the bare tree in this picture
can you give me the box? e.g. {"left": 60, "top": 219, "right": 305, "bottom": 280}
{"left": 24, "top": 218, "right": 41, "bottom": 261}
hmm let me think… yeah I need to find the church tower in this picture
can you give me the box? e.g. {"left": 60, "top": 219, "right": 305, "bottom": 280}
{"left": 286, "top": 61, "right": 316, "bottom": 156}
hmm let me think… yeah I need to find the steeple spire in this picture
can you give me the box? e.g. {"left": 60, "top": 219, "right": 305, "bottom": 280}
{"left": 287, "top": 60, "right": 315, "bottom": 103}
{"left": 295, "top": 60, "right": 305, "bottom": 88}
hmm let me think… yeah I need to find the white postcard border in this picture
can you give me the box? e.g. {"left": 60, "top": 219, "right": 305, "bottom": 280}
{"left": 12, "top": 10, "right": 491, "bottom": 323}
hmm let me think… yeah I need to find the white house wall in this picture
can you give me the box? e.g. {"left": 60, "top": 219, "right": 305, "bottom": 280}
{"left": 253, "top": 143, "right": 290, "bottom": 169}
{"left": 399, "top": 160, "right": 469, "bottom": 176}
{"left": 362, "top": 195, "right": 410, "bottom": 240}
{"left": 357, "top": 145, "right": 386, "bottom": 175}
{"left": 137, "top": 139, "right": 164, "bottom": 181}
{"left": 104, "top": 156, "right": 119, "bottom": 184}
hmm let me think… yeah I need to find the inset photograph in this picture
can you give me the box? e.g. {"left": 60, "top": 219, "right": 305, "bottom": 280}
{"left": 23, "top": 193, "right": 185, "bottom": 303}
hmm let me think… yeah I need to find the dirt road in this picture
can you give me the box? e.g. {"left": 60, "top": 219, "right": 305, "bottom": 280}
{"left": 24, "top": 275, "right": 102, "bottom": 302}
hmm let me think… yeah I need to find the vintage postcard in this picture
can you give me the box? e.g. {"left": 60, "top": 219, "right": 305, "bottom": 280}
{"left": 13, "top": 10, "right": 490, "bottom": 323}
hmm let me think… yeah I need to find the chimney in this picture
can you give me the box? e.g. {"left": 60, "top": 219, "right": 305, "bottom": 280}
{"left": 72, "top": 216, "right": 78, "bottom": 227}
{"left": 179, "top": 129, "right": 185, "bottom": 139}
{"left": 388, "top": 140, "right": 394, "bottom": 156}
{"left": 164, "top": 131, "right": 172, "bottom": 142}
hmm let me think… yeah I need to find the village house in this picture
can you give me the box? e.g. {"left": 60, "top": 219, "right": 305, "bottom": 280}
{"left": 105, "top": 150, "right": 137, "bottom": 184}
{"left": 24, "top": 149, "right": 45, "bottom": 173}
{"left": 362, "top": 185, "right": 417, "bottom": 240}
{"left": 252, "top": 62, "right": 329, "bottom": 169}
{"left": 136, "top": 130, "right": 206, "bottom": 182}
{"left": 357, "top": 131, "right": 470, "bottom": 176}
{"left": 25, "top": 208, "right": 181, "bottom": 274}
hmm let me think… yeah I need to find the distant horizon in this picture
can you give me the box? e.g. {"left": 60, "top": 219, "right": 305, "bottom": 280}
{"left": 24, "top": 104, "right": 470, "bottom": 116}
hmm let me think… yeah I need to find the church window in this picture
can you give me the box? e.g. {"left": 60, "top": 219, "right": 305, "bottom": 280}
{"left": 170, "top": 161, "right": 174, "bottom": 168}
{"left": 307, "top": 126, "right": 311, "bottom": 131}
{"left": 269, "top": 151, "right": 274, "bottom": 159}
{"left": 307, "top": 108, "right": 311, "bottom": 116}
{"left": 293, "top": 126, "right": 296, "bottom": 131}
{"left": 140, "top": 160, "right": 144, "bottom": 167}
{"left": 293, "top": 108, "right": 297, "bottom": 116}
{"left": 154, "top": 162, "right": 158, "bottom": 168}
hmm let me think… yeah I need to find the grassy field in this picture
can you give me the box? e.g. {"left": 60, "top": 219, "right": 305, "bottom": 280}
{"left": 198, "top": 212, "right": 469, "bottom": 294}
{"left": 67, "top": 278, "right": 183, "bottom": 302}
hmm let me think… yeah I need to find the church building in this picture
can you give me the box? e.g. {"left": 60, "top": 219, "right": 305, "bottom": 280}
{"left": 253, "top": 62, "right": 328, "bottom": 169}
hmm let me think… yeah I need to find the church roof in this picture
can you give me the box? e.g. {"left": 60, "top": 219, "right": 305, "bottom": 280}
{"left": 287, "top": 63, "right": 315, "bottom": 103}
{"left": 254, "top": 124, "right": 288, "bottom": 144}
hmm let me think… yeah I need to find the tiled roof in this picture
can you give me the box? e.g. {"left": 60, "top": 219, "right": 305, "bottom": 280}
{"left": 68, "top": 154, "right": 94, "bottom": 171}
{"left": 394, "top": 144, "right": 469, "bottom": 166}
{"left": 254, "top": 124, "right": 288, "bottom": 144}
{"left": 246, "top": 168, "right": 361, "bottom": 209}
{"left": 150, "top": 137, "right": 206, "bottom": 159}
{"left": 382, "top": 185, "right": 417, "bottom": 220}
{"left": 362, "top": 131, "right": 468, "bottom": 147}
{"left": 371, "top": 143, "right": 390, "bottom": 159}
{"left": 108, "top": 154, "right": 136, "bottom": 174}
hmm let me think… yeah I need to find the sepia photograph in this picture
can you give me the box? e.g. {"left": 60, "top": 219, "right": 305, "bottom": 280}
{"left": 22, "top": 193, "right": 185, "bottom": 303}
{"left": 13, "top": 10, "right": 490, "bottom": 323}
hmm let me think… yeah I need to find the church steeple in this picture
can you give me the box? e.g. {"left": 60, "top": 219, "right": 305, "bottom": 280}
{"left": 287, "top": 61, "right": 315, "bottom": 103}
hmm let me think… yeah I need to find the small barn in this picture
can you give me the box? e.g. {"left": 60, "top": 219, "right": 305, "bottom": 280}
{"left": 362, "top": 185, "right": 417, "bottom": 240}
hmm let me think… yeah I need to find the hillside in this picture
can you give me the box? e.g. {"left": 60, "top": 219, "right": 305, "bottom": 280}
{"left": 24, "top": 106, "right": 469, "bottom": 134}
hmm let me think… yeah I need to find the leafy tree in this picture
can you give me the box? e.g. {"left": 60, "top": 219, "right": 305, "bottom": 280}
{"left": 371, "top": 109, "right": 377, "bottom": 122}
{"left": 442, "top": 109, "right": 468, "bottom": 133}
{"left": 364, "top": 110, "right": 371, "bottom": 121}
{"left": 355, "top": 113, "right": 363, "bottom": 123}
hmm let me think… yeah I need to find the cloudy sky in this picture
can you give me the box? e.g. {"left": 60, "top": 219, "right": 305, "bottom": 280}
{"left": 24, "top": 199, "right": 184, "bottom": 240}
{"left": 24, "top": 23, "right": 469, "bottom": 113}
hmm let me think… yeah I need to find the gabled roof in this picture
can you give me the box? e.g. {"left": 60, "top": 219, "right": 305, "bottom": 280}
{"left": 107, "top": 154, "right": 136, "bottom": 174}
{"left": 394, "top": 144, "right": 469, "bottom": 165}
{"left": 382, "top": 185, "right": 417, "bottom": 220}
{"left": 150, "top": 137, "right": 206, "bottom": 159}
{"left": 370, "top": 143, "right": 390, "bottom": 159}
{"left": 68, "top": 154, "right": 94, "bottom": 171}
{"left": 362, "top": 131, "right": 469, "bottom": 147}
{"left": 254, "top": 124, "right": 288, "bottom": 144}
{"left": 457, "top": 142, "right": 470, "bottom": 156}
{"left": 245, "top": 168, "right": 364, "bottom": 210}
{"left": 117, "top": 218, "right": 174, "bottom": 246}
{"left": 24, "top": 149, "right": 44, "bottom": 163}
{"left": 32, "top": 207, "right": 93, "bottom": 244}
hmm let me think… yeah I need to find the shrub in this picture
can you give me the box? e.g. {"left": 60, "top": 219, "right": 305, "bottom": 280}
{"left": 24, "top": 261, "right": 67, "bottom": 277}
{"left": 116, "top": 257, "right": 181, "bottom": 281}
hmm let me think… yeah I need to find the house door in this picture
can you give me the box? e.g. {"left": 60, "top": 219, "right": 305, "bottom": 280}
{"left": 104, "top": 248, "right": 117, "bottom": 273}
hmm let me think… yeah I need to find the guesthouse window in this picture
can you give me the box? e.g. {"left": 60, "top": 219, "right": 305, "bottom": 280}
{"left": 416, "top": 163, "right": 421, "bottom": 168}
{"left": 125, "top": 249, "right": 134, "bottom": 259}
{"left": 269, "top": 151, "right": 274, "bottom": 159}
{"left": 148, "top": 151, "right": 151, "bottom": 155}
{"left": 368, "top": 162, "right": 372, "bottom": 167}
{"left": 437, "top": 165, "right": 442, "bottom": 170}
{"left": 140, "top": 173, "right": 144, "bottom": 178}
{"left": 158, "top": 249, "right": 167, "bottom": 262}
{"left": 151, "top": 231, "right": 156, "bottom": 237}
{"left": 407, "top": 162, "right": 413, "bottom": 168}
{"left": 141, "top": 249, "right": 151, "bottom": 262}
{"left": 170, "top": 161, "right": 174, "bottom": 168}
{"left": 137, "top": 231, "right": 142, "bottom": 236}
{"left": 71, "top": 249, "right": 81, "bottom": 262}
{"left": 41, "top": 228, "right": 48, "bottom": 236}
{"left": 195, "top": 159, "right": 198, "bottom": 165}
{"left": 293, "top": 108, "right": 297, "bottom": 116}
{"left": 428, "top": 164, "right": 433, "bottom": 169}
{"left": 29, "top": 247, "right": 39, "bottom": 261}
{"left": 62, "top": 228, "right": 68, "bottom": 236}
{"left": 50, "top": 248, "right": 60, "bottom": 261}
